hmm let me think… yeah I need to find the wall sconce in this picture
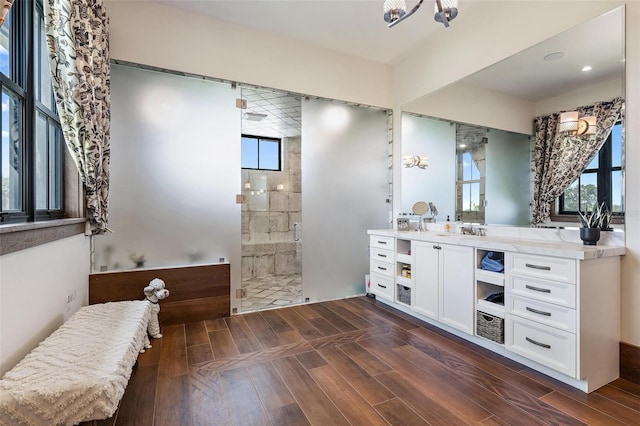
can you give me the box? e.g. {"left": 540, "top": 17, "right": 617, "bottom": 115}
{"left": 403, "top": 155, "right": 429, "bottom": 169}
{"left": 559, "top": 111, "right": 597, "bottom": 136}
{"left": 383, "top": 0, "right": 458, "bottom": 28}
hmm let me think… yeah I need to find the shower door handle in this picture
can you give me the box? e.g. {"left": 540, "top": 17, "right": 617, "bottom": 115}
{"left": 294, "top": 223, "right": 300, "bottom": 241}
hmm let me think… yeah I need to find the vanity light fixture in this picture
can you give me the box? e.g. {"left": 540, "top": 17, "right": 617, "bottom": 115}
{"left": 403, "top": 154, "right": 429, "bottom": 169}
{"left": 383, "top": 0, "right": 458, "bottom": 28}
{"left": 559, "top": 111, "right": 597, "bottom": 136}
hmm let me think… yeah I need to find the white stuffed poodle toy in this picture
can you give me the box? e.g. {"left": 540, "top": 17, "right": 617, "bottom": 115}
{"left": 143, "top": 278, "right": 170, "bottom": 342}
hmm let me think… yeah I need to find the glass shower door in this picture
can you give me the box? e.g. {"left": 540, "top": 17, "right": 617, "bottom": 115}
{"left": 239, "top": 87, "right": 303, "bottom": 312}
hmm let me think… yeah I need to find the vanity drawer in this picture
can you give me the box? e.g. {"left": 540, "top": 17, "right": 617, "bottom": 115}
{"left": 506, "top": 295, "right": 576, "bottom": 333}
{"left": 370, "top": 259, "right": 394, "bottom": 278}
{"left": 506, "top": 315, "right": 576, "bottom": 377}
{"left": 507, "top": 253, "right": 576, "bottom": 284}
{"left": 370, "top": 235, "right": 394, "bottom": 250}
{"left": 370, "top": 273, "right": 394, "bottom": 301}
{"left": 508, "top": 276, "right": 576, "bottom": 309}
{"left": 370, "top": 247, "right": 394, "bottom": 264}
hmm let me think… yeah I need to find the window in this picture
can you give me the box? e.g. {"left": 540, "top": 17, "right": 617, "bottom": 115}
{"left": 460, "top": 152, "right": 481, "bottom": 212}
{"left": 0, "top": 1, "right": 64, "bottom": 224}
{"left": 241, "top": 135, "right": 281, "bottom": 171}
{"left": 558, "top": 122, "right": 623, "bottom": 218}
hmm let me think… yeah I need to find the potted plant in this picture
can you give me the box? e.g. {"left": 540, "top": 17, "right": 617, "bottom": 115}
{"left": 578, "top": 202, "right": 607, "bottom": 245}
{"left": 599, "top": 203, "right": 613, "bottom": 231}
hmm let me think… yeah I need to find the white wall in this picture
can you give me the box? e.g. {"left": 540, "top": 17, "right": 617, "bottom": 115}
{"left": 404, "top": 83, "right": 536, "bottom": 136}
{"left": 621, "top": 2, "right": 640, "bottom": 345}
{"left": 535, "top": 77, "right": 624, "bottom": 116}
{"left": 104, "top": 1, "right": 392, "bottom": 109}
{"left": 0, "top": 235, "right": 90, "bottom": 375}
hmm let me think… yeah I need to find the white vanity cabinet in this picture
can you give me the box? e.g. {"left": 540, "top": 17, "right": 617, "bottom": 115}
{"left": 504, "top": 252, "right": 621, "bottom": 392}
{"left": 367, "top": 229, "right": 622, "bottom": 393}
{"left": 369, "top": 235, "right": 394, "bottom": 301}
{"left": 414, "top": 241, "right": 474, "bottom": 334}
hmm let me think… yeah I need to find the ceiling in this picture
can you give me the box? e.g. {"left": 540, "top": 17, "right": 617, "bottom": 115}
{"left": 460, "top": 6, "right": 624, "bottom": 101}
{"left": 150, "top": 1, "right": 624, "bottom": 102}
{"left": 151, "top": 0, "right": 483, "bottom": 65}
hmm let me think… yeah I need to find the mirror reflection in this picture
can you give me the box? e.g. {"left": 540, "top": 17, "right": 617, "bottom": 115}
{"left": 401, "top": 6, "right": 625, "bottom": 227}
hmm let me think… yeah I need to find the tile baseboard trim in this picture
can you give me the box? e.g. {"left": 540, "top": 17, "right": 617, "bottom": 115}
{"left": 620, "top": 341, "right": 640, "bottom": 385}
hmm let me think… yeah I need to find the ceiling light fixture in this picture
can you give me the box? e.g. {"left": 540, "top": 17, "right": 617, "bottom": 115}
{"left": 384, "top": 0, "right": 458, "bottom": 28}
{"left": 581, "top": 65, "right": 593, "bottom": 72}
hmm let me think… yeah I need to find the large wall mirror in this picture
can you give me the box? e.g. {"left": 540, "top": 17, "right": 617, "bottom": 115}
{"left": 401, "top": 6, "right": 625, "bottom": 227}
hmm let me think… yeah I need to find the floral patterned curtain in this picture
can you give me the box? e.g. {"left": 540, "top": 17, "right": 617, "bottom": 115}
{"left": 44, "top": 0, "right": 110, "bottom": 234}
{"left": 532, "top": 97, "right": 624, "bottom": 224}
{"left": 0, "top": 0, "right": 13, "bottom": 27}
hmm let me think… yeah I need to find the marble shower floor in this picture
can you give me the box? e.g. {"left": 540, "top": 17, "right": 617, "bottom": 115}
{"left": 241, "top": 273, "right": 303, "bottom": 312}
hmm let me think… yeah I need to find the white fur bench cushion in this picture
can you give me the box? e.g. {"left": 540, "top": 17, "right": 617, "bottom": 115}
{"left": 0, "top": 301, "right": 151, "bottom": 426}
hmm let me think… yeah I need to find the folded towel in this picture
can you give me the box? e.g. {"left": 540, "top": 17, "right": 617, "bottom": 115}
{"left": 480, "top": 251, "right": 504, "bottom": 273}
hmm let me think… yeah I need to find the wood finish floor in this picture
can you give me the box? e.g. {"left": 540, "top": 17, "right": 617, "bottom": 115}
{"left": 89, "top": 296, "right": 640, "bottom": 426}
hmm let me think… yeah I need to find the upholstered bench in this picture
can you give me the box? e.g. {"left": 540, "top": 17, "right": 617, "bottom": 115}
{"left": 0, "top": 301, "right": 151, "bottom": 426}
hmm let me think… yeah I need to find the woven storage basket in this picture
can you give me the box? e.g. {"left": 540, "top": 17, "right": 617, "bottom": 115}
{"left": 476, "top": 311, "right": 504, "bottom": 344}
{"left": 397, "top": 284, "right": 411, "bottom": 305}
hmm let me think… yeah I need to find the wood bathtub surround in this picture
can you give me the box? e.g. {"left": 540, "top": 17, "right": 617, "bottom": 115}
{"left": 621, "top": 342, "right": 640, "bottom": 385}
{"left": 89, "top": 264, "right": 230, "bottom": 324}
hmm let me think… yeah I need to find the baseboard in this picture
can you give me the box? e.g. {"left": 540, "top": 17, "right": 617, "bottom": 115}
{"left": 620, "top": 342, "right": 640, "bottom": 385}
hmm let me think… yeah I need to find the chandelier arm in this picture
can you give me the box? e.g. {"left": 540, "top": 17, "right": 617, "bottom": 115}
{"left": 434, "top": 0, "right": 450, "bottom": 27}
{"left": 388, "top": 0, "right": 425, "bottom": 28}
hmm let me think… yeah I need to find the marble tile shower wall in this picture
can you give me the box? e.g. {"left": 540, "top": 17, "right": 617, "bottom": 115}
{"left": 242, "top": 136, "right": 302, "bottom": 278}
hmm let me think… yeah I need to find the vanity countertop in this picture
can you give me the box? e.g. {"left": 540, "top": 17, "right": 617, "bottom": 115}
{"left": 368, "top": 229, "right": 626, "bottom": 260}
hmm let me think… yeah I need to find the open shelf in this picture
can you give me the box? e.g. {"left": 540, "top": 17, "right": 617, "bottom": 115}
{"left": 396, "top": 239, "right": 412, "bottom": 257}
{"left": 476, "top": 249, "right": 505, "bottom": 277}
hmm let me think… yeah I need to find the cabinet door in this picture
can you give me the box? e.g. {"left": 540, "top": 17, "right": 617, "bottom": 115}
{"left": 440, "top": 244, "right": 474, "bottom": 334}
{"left": 413, "top": 241, "right": 440, "bottom": 319}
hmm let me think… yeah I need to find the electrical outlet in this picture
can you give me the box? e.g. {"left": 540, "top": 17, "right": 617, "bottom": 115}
{"left": 66, "top": 289, "right": 76, "bottom": 304}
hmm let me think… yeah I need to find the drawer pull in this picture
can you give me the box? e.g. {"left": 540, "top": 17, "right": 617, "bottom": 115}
{"left": 378, "top": 240, "right": 388, "bottom": 245}
{"left": 525, "top": 284, "right": 551, "bottom": 293}
{"left": 525, "top": 263, "right": 551, "bottom": 271}
{"left": 377, "top": 253, "right": 388, "bottom": 258}
{"left": 377, "top": 283, "right": 387, "bottom": 289}
{"left": 526, "top": 306, "right": 551, "bottom": 317}
{"left": 377, "top": 266, "right": 387, "bottom": 271}
{"left": 526, "top": 337, "right": 551, "bottom": 349}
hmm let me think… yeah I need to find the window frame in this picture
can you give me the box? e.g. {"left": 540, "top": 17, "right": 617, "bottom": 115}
{"left": 0, "top": 0, "right": 65, "bottom": 225}
{"left": 241, "top": 134, "right": 282, "bottom": 171}
{"left": 552, "top": 122, "right": 624, "bottom": 224}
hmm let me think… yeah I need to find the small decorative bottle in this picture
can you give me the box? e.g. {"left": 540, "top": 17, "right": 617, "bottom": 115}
{"left": 445, "top": 215, "right": 451, "bottom": 232}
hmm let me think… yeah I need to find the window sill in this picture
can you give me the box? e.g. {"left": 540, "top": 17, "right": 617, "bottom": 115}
{"left": 0, "top": 218, "right": 87, "bottom": 256}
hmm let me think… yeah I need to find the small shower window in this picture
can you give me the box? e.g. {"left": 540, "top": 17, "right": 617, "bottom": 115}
{"left": 241, "top": 134, "right": 282, "bottom": 171}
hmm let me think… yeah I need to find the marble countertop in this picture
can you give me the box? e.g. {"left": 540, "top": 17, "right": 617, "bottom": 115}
{"left": 368, "top": 229, "right": 626, "bottom": 260}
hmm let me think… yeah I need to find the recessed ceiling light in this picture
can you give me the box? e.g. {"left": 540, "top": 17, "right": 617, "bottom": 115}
{"left": 543, "top": 52, "right": 564, "bottom": 61}
{"left": 458, "top": 143, "right": 467, "bottom": 148}
{"left": 582, "top": 66, "right": 593, "bottom": 72}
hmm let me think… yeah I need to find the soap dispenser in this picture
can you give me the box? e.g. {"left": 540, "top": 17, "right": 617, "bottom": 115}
{"left": 445, "top": 215, "right": 451, "bottom": 232}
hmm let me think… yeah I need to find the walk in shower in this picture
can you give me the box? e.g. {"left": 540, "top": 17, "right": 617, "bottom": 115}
{"left": 240, "top": 87, "right": 302, "bottom": 312}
